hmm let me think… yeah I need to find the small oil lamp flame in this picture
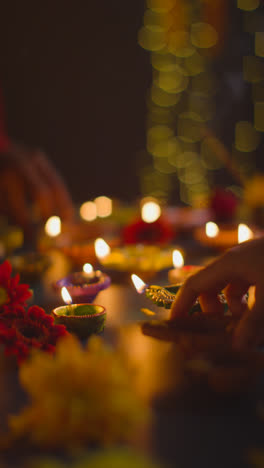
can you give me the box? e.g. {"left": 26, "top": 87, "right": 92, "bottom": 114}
{"left": 205, "top": 221, "right": 219, "bottom": 238}
{"left": 141, "top": 200, "right": 161, "bottom": 223}
{"left": 61, "top": 286, "right": 72, "bottom": 305}
{"left": 83, "top": 263, "right": 94, "bottom": 274}
{"left": 80, "top": 201, "right": 97, "bottom": 221}
{"left": 94, "top": 238, "right": 111, "bottom": 259}
{"left": 172, "top": 249, "right": 184, "bottom": 268}
{"left": 131, "top": 274, "right": 147, "bottom": 294}
{"left": 238, "top": 223, "right": 253, "bottom": 243}
{"left": 45, "top": 216, "right": 61, "bottom": 237}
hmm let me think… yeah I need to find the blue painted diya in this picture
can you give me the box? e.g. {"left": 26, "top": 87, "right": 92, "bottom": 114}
{"left": 55, "top": 270, "right": 111, "bottom": 303}
{"left": 52, "top": 303, "right": 106, "bottom": 339}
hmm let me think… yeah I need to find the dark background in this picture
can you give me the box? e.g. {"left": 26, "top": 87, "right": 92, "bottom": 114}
{"left": 0, "top": 1, "right": 151, "bottom": 203}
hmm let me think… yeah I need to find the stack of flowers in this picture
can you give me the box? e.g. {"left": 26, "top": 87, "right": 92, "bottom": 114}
{"left": 0, "top": 260, "right": 67, "bottom": 363}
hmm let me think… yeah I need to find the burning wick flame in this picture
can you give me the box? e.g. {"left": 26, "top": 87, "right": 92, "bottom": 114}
{"left": 205, "top": 222, "right": 219, "bottom": 238}
{"left": 238, "top": 224, "right": 253, "bottom": 243}
{"left": 94, "top": 238, "right": 111, "bottom": 259}
{"left": 83, "top": 263, "right": 94, "bottom": 274}
{"left": 131, "top": 274, "right": 147, "bottom": 294}
{"left": 172, "top": 250, "right": 184, "bottom": 268}
{"left": 61, "top": 287, "right": 72, "bottom": 305}
{"left": 141, "top": 200, "right": 161, "bottom": 223}
{"left": 45, "top": 216, "right": 61, "bottom": 237}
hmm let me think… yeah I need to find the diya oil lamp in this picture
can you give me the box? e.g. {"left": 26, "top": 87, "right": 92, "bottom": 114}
{"left": 168, "top": 249, "right": 201, "bottom": 284}
{"left": 52, "top": 287, "right": 107, "bottom": 339}
{"left": 194, "top": 221, "right": 254, "bottom": 250}
{"left": 95, "top": 238, "right": 175, "bottom": 282}
{"left": 55, "top": 263, "right": 111, "bottom": 303}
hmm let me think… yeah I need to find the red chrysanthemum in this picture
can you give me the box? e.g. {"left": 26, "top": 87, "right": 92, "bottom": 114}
{"left": 0, "top": 305, "right": 68, "bottom": 363}
{"left": 122, "top": 217, "right": 174, "bottom": 245}
{"left": 0, "top": 260, "right": 32, "bottom": 313}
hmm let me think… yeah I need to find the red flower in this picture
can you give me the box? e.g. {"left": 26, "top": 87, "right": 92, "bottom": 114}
{"left": 0, "top": 305, "right": 68, "bottom": 363}
{"left": 0, "top": 260, "right": 32, "bottom": 312}
{"left": 122, "top": 217, "right": 174, "bottom": 245}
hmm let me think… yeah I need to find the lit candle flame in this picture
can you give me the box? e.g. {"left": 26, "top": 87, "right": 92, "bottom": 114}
{"left": 141, "top": 200, "right": 161, "bottom": 223}
{"left": 94, "top": 196, "right": 112, "bottom": 218}
{"left": 205, "top": 221, "right": 219, "bottom": 238}
{"left": 45, "top": 216, "right": 61, "bottom": 237}
{"left": 94, "top": 238, "right": 111, "bottom": 259}
{"left": 238, "top": 223, "right": 253, "bottom": 243}
{"left": 83, "top": 263, "right": 94, "bottom": 274}
{"left": 80, "top": 201, "right": 97, "bottom": 221}
{"left": 172, "top": 250, "right": 184, "bottom": 268}
{"left": 61, "top": 286, "right": 72, "bottom": 305}
{"left": 131, "top": 274, "right": 147, "bottom": 293}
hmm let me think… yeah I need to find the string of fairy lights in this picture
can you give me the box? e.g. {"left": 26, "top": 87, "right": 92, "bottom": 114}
{"left": 138, "top": 0, "right": 264, "bottom": 206}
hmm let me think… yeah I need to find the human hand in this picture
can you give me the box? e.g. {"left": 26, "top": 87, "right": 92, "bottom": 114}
{"left": 0, "top": 143, "right": 75, "bottom": 229}
{"left": 170, "top": 237, "right": 264, "bottom": 349}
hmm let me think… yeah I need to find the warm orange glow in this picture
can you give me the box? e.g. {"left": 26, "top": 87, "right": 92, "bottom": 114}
{"left": 94, "top": 196, "right": 112, "bottom": 218}
{"left": 94, "top": 238, "right": 111, "bottom": 259}
{"left": 205, "top": 221, "right": 219, "bottom": 238}
{"left": 45, "top": 216, "right": 61, "bottom": 237}
{"left": 83, "top": 263, "right": 94, "bottom": 274}
{"left": 131, "top": 274, "right": 147, "bottom": 294}
{"left": 79, "top": 201, "right": 97, "bottom": 221}
{"left": 141, "top": 200, "right": 161, "bottom": 223}
{"left": 238, "top": 223, "right": 253, "bottom": 243}
{"left": 172, "top": 250, "right": 184, "bottom": 268}
{"left": 61, "top": 287, "right": 72, "bottom": 305}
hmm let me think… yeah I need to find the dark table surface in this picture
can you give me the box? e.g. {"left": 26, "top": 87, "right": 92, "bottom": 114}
{"left": 2, "top": 245, "right": 264, "bottom": 468}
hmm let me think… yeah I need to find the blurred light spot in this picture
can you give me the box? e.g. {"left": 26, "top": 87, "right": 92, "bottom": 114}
{"left": 138, "top": 25, "right": 165, "bottom": 51}
{"left": 141, "top": 199, "right": 161, "bottom": 223}
{"left": 83, "top": 263, "right": 93, "bottom": 274}
{"left": 171, "top": 150, "right": 197, "bottom": 169}
{"left": 235, "top": 121, "right": 260, "bottom": 152}
{"left": 154, "top": 158, "right": 175, "bottom": 174}
{"left": 238, "top": 224, "right": 253, "bottom": 243}
{"left": 147, "top": 0, "right": 174, "bottom": 13}
{"left": 178, "top": 164, "right": 205, "bottom": 184}
{"left": 151, "top": 52, "right": 177, "bottom": 71}
{"left": 168, "top": 30, "right": 195, "bottom": 57}
{"left": 177, "top": 113, "right": 203, "bottom": 142}
{"left": 45, "top": 216, "right": 61, "bottom": 237}
{"left": 151, "top": 85, "right": 180, "bottom": 107}
{"left": 255, "top": 32, "right": 264, "bottom": 57}
{"left": 206, "top": 222, "right": 219, "bottom": 238}
{"left": 254, "top": 102, "right": 264, "bottom": 131}
{"left": 237, "top": 0, "right": 259, "bottom": 11}
{"left": 243, "top": 56, "right": 264, "bottom": 83}
{"left": 172, "top": 249, "right": 184, "bottom": 268}
{"left": 94, "top": 196, "right": 112, "bottom": 218}
{"left": 184, "top": 51, "right": 205, "bottom": 76}
{"left": 94, "top": 238, "right": 110, "bottom": 259}
{"left": 157, "top": 67, "right": 188, "bottom": 93}
{"left": 190, "top": 23, "right": 218, "bottom": 49}
{"left": 80, "top": 201, "right": 97, "bottom": 221}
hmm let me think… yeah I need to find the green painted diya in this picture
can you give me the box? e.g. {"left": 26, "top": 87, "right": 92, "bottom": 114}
{"left": 52, "top": 304, "right": 106, "bottom": 339}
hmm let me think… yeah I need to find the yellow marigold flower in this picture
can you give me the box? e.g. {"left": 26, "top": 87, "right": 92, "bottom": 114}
{"left": 8, "top": 335, "right": 150, "bottom": 449}
{"left": 244, "top": 174, "right": 264, "bottom": 208}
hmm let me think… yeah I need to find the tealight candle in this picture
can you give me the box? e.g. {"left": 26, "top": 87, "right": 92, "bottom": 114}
{"left": 52, "top": 287, "right": 107, "bottom": 339}
{"left": 55, "top": 264, "right": 111, "bottom": 303}
{"left": 168, "top": 249, "right": 201, "bottom": 284}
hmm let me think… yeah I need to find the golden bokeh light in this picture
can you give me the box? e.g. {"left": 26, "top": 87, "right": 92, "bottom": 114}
{"left": 255, "top": 32, "right": 264, "bottom": 57}
{"left": 254, "top": 102, "right": 264, "bottom": 131}
{"left": 94, "top": 238, "right": 111, "bottom": 259}
{"left": 141, "top": 199, "right": 161, "bottom": 223}
{"left": 237, "top": 0, "right": 259, "bottom": 11}
{"left": 205, "top": 222, "right": 219, "bottom": 238}
{"left": 235, "top": 121, "right": 260, "bottom": 152}
{"left": 45, "top": 216, "right": 61, "bottom": 237}
{"left": 243, "top": 56, "right": 264, "bottom": 83}
{"left": 94, "top": 196, "right": 112, "bottom": 218}
{"left": 138, "top": 25, "right": 165, "bottom": 51}
{"left": 79, "top": 201, "right": 97, "bottom": 222}
{"left": 190, "top": 23, "right": 218, "bottom": 49}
